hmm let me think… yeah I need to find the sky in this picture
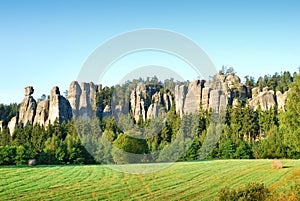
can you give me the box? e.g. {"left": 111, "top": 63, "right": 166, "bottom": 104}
{"left": 0, "top": 0, "right": 299, "bottom": 104}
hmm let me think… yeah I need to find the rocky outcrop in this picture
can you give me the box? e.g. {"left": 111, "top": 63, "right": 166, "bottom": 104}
{"left": 18, "top": 86, "right": 37, "bottom": 126}
{"left": 174, "top": 74, "right": 250, "bottom": 116}
{"left": 8, "top": 116, "right": 17, "bottom": 135}
{"left": 6, "top": 85, "right": 73, "bottom": 133}
{"left": 249, "top": 87, "right": 276, "bottom": 111}
{"left": 184, "top": 80, "right": 204, "bottom": 115}
{"left": 129, "top": 83, "right": 173, "bottom": 122}
{"left": 209, "top": 90, "right": 227, "bottom": 112}
{"left": 175, "top": 85, "right": 188, "bottom": 117}
{"left": 163, "top": 93, "right": 172, "bottom": 111}
{"left": 130, "top": 83, "right": 148, "bottom": 122}
{"left": 4, "top": 75, "right": 290, "bottom": 135}
{"left": 67, "top": 81, "right": 101, "bottom": 119}
{"left": 147, "top": 103, "right": 159, "bottom": 119}
{"left": 276, "top": 91, "right": 288, "bottom": 111}
{"left": 47, "top": 86, "right": 72, "bottom": 125}
{"left": 34, "top": 100, "right": 49, "bottom": 126}
{"left": 67, "top": 81, "right": 82, "bottom": 117}
{"left": 201, "top": 83, "right": 211, "bottom": 110}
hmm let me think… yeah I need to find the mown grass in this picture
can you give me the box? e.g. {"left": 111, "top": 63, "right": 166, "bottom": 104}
{"left": 0, "top": 159, "right": 299, "bottom": 200}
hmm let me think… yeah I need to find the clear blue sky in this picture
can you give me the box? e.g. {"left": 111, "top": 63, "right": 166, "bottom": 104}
{"left": 0, "top": 0, "right": 299, "bottom": 104}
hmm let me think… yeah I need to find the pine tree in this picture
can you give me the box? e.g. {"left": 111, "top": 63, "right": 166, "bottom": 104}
{"left": 279, "top": 74, "right": 300, "bottom": 158}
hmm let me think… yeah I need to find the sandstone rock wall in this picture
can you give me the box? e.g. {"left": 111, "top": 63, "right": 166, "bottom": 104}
{"left": 249, "top": 87, "right": 288, "bottom": 111}
{"left": 249, "top": 88, "right": 276, "bottom": 111}
{"left": 67, "top": 81, "right": 101, "bottom": 119}
{"left": 5, "top": 75, "right": 290, "bottom": 135}
{"left": 47, "top": 86, "right": 72, "bottom": 125}
{"left": 175, "top": 85, "right": 188, "bottom": 117}
{"left": 34, "top": 100, "right": 49, "bottom": 126}
{"left": 183, "top": 80, "right": 204, "bottom": 115}
{"left": 129, "top": 83, "right": 173, "bottom": 122}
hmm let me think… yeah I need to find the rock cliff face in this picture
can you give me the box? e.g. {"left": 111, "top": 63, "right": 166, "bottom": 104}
{"left": 174, "top": 74, "right": 246, "bottom": 116}
{"left": 249, "top": 87, "right": 276, "bottom": 110}
{"left": 173, "top": 73, "right": 288, "bottom": 116}
{"left": 34, "top": 100, "right": 49, "bottom": 126}
{"left": 175, "top": 80, "right": 205, "bottom": 117}
{"left": 130, "top": 83, "right": 149, "bottom": 122}
{"left": 67, "top": 81, "right": 101, "bottom": 119}
{"left": 5, "top": 74, "right": 289, "bottom": 134}
{"left": 175, "top": 85, "right": 188, "bottom": 117}
{"left": 129, "top": 83, "right": 173, "bottom": 122}
{"left": 184, "top": 80, "right": 204, "bottom": 115}
{"left": 47, "top": 86, "right": 72, "bottom": 125}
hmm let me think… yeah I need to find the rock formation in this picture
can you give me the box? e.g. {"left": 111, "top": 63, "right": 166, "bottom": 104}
{"left": 8, "top": 116, "right": 17, "bottom": 135}
{"left": 175, "top": 85, "right": 188, "bottom": 117}
{"left": 34, "top": 100, "right": 49, "bottom": 126}
{"left": 130, "top": 83, "right": 148, "bottom": 122}
{"left": 147, "top": 103, "right": 159, "bottom": 119}
{"left": 47, "top": 86, "right": 72, "bottom": 125}
{"left": 6, "top": 85, "right": 73, "bottom": 134}
{"left": 67, "top": 81, "right": 82, "bottom": 117}
{"left": 184, "top": 80, "right": 204, "bottom": 114}
{"left": 163, "top": 93, "right": 172, "bottom": 111}
{"left": 201, "top": 83, "right": 211, "bottom": 110}
{"left": 174, "top": 74, "right": 244, "bottom": 116}
{"left": 276, "top": 91, "right": 288, "bottom": 111}
{"left": 4, "top": 74, "right": 290, "bottom": 135}
{"left": 128, "top": 83, "right": 173, "bottom": 122}
{"left": 249, "top": 87, "right": 276, "bottom": 111}
{"left": 18, "top": 86, "right": 37, "bottom": 126}
{"left": 67, "top": 81, "right": 101, "bottom": 119}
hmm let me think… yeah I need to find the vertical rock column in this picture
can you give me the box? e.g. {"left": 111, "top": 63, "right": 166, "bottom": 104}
{"left": 183, "top": 80, "right": 204, "bottom": 114}
{"left": 18, "top": 86, "right": 37, "bottom": 126}
{"left": 175, "top": 85, "right": 188, "bottom": 117}
{"left": 47, "top": 86, "right": 72, "bottom": 125}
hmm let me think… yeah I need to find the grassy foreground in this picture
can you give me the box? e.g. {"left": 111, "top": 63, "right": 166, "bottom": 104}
{"left": 0, "top": 160, "right": 299, "bottom": 201}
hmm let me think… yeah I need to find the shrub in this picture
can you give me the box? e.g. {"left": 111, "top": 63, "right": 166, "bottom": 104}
{"left": 219, "top": 183, "right": 270, "bottom": 201}
{"left": 0, "top": 146, "right": 17, "bottom": 165}
{"left": 112, "top": 133, "right": 148, "bottom": 164}
{"left": 15, "top": 145, "right": 28, "bottom": 165}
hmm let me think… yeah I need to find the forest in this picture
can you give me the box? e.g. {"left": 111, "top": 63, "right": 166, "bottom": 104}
{"left": 0, "top": 70, "right": 299, "bottom": 165}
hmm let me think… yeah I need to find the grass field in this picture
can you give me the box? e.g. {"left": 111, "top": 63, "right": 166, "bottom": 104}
{"left": 0, "top": 160, "right": 299, "bottom": 200}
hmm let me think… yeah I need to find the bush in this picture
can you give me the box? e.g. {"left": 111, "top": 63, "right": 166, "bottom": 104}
{"left": 219, "top": 183, "right": 270, "bottom": 201}
{"left": 0, "top": 146, "right": 17, "bottom": 165}
{"left": 112, "top": 133, "right": 148, "bottom": 164}
{"left": 15, "top": 146, "right": 28, "bottom": 165}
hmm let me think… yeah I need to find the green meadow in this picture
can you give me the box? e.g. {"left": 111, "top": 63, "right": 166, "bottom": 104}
{"left": 0, "top": 160, "right": 299, "bottom": 200}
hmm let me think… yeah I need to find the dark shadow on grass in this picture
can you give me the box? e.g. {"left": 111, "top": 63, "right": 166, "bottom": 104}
{"left": 282, "top": 166, "right": 292, "bottom": 169}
